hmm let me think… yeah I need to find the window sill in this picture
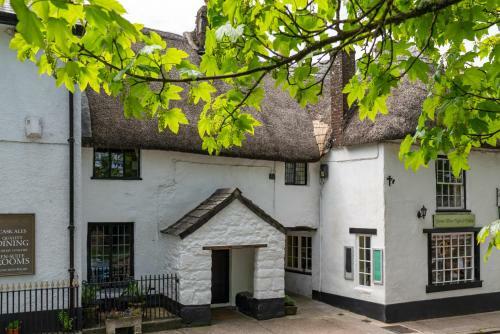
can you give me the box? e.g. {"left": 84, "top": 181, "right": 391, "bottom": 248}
{"left": 426, "top": 280, "right": 482, "bottom": 293}
{"left": 284, "top": 184, "right": 308, "bottom": 186}
{"left": 91, "top": 177, "right": 142, "bottom": 180}
{"left": 354, "top": 286, "right": 372, "bottom": 294}
{"left": 285, "top": 268, "right": 312, "bottom": 276}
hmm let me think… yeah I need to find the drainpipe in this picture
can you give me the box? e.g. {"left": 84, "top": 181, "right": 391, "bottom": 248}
{"left": 68, "top": 92, "right": 76, "bottom": 311}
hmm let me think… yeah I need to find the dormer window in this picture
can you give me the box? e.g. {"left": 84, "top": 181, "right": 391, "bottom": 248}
{"left": 436, "top": 157, "right": 465, "bottom": 210}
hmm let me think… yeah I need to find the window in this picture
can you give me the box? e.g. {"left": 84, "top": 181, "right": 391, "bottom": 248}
{"left": 286, "top": 234, "right": 312, "bottom": 273}
{"left": 431, "top": 233, "right": 475, "bottom": 286}
{"left": 358, "top": 235, "right": 371, "bottom": 286}
{"left": 436, "top": 157, "right": 465, "bottom": 210}
{"left": 88, "top": 223, "right": 134, "bottom": 282}
{"left": 93, "top": 149, "right": 140, "bottom": 179}
{"left": 285, "top": 162, "right": 307, "bottom": 185}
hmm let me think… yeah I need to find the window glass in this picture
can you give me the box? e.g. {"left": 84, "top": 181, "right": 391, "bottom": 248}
{"left": 358, "top": 235, "right": 371, "bottom": 286}
{"left": 285, "top": 162, "right": 307, "bottom": 185}
{"left": 88, "top": 223, "right": 133, "bottom": 282}
{"left": 431, "top": 233, "right": 474, "bottom": 285}
{"left": 286, "top": 234, "right": 312, "bottom": 272}
{"left": 94, "top": 151, "right": 110, "bottom": 178}
{"left": 124, "top": 150, "right": 139, "bottom": 178}
{"left": 111, "top": 151, "right": 124, "bottom": 177}
{"left": 93, "top": 149, "right": 140, "bottom": 179}
{"left": 436, "top": 157, "right": 465, "bottom": 209}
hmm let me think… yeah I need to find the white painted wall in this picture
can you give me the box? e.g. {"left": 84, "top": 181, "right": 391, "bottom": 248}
{"left": 285, "top": 271, "right": 312, "bottom": 297}
{"left": 315, "top": 144, "right": 386, "bottom": 304}
{"left": 230, "top": 248, "right": 254, "bottom": 305}
{"left": 81, "top": 148, "right": 319, "bottom": 279}
{"left": 383, "top": 142, "right": 500, "bottom": 304}
{"left": 0, "top": 25, "right": 82, "bottom": 284}
{"left": 174, "top": 200, "right": 285, "bottom": 305}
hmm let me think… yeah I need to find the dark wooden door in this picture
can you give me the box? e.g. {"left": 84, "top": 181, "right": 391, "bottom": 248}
{"left": 211, "top": 249, "right": 230, "bottom": 304}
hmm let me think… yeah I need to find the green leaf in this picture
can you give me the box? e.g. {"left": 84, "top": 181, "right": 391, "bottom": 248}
{"left": 192, "top": 82, "right": 217, "bottom": 104}
{"left": 90, "top": 0, "right": 126, "bottom": 14}
{"left": 406, "top": 57, "right": 429, "bottom": 83}
{"left": 10, "top": 0, "right": 44, "bottom": 47}
{"left": 158, "top": 108, "right": 189, "bottom": 133}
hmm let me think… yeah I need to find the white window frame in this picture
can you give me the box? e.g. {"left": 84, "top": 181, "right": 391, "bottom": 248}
{"left": 436, "top": 157, "right": 465, "bottom": 210}
{"left": 431, "top": 232, "right": 475, "bottom": 285}
{"left": 285, "top": 233, "right": 312, "bottom": 273}
{"left": 357, "top": 235, "right": 372, "bottom": 287}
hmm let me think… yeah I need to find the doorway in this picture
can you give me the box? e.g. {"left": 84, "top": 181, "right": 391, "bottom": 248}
{"left": 211, "top": 249, "right": 230, "bottom": 304}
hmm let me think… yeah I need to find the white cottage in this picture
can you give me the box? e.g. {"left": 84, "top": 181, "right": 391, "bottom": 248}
{"left": 1, "top": 3, "right": 500, "bottom": 330}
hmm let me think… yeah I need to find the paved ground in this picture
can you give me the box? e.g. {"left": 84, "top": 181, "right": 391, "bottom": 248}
{"left": 159, "top": 295, "right": 500, "bottom": 334}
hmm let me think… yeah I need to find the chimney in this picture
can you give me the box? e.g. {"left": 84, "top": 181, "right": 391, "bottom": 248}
{"left": 330, "top": 51, "right": 355, "bottom": 147}
{"left": 193, "top": 4, "right": 208, "bottom": 54}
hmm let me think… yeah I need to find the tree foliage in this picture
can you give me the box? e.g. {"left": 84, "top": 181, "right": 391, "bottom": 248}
{"left": 3, "top": 0, "right": 498, "bottom": 160}
{"left": 1, "top": 0, "right": 499, "bottom": 243}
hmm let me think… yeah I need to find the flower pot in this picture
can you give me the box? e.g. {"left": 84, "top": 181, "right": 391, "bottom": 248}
{"left": 6, "top": 329, "right": 20, "bottom": 334}
{"left": 285, "top": 305, "right": 297, "bottom": 316}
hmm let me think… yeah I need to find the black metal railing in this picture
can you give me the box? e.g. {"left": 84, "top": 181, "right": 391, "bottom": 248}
{"left": 0, "top": 280, "right": 80, "bottom": 333}
{"left": 81, "top": 274, "right": 179, "bottom": 328}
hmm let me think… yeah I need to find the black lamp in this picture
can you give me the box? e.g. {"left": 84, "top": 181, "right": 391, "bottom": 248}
{"left": 417, "top": 205, "right": 427, "bottom": 219}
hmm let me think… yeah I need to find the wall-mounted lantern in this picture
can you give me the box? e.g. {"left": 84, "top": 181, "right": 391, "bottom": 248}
{"left": 320, "top": 164, "right": 329, "bottom": 180}
{"left": 386, "top": 176, "right": 395, "bottom": 187}
{"left": 417, "top": 205, "right": 428, "bottom": 219}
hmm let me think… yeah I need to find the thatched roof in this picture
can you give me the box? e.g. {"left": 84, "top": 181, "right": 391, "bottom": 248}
{"left": 83, "top": 30, "right": 331, "bottom": 162}
{"left": 161, "top": 188, "right": 285, "bottom": 239}
{"left": 342, "top": 79, "right": 427, "bottom": 146}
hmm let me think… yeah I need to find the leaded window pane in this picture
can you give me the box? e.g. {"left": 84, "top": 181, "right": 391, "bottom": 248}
{"left": 88, "top": 223, "right": 133, "bottom": 282}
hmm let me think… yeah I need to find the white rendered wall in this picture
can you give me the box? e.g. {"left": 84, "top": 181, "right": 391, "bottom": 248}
{"left": 176, "top": 200, "right": 285, "bottom": 306}
{"left": 0, "top": 25, "right": 82, "bottom": 284}
{"left": 316, "top": 144, "right": 386, "bottom": 304}
{"left": 383, "top": 142, "right": 500, "bottom": 304}
{"left": 230, "top": 248, "right": 254, "bottom": 305}
{"left": 285, "top": 271, "right": 312, "bottom": 297}
{"left": 81, "top": 148, "right": 319, "bottom": 279}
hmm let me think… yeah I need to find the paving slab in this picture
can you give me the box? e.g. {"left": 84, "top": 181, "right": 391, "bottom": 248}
{"left": 156, "top": 295, "right": 500, "bottom": 334}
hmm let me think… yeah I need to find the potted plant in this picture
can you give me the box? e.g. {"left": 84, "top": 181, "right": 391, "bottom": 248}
{"left": 284, "top": 295, "right": 297, "bottom": 316}
{"left": 82, "top": 284, "right": 99, "bottom": 327}
{"left": 122, "top": 281, "right": 145, "bottom": 316}
{"left": 5, "top": 320, "right": 20, "bottom": 334}
{"left": 58, "top": 311, "right": 73, "bottom": 333}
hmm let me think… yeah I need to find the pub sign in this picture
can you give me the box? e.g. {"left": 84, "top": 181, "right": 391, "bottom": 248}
{"left": 0, "top": 214, "right": 35, "bottom": 276}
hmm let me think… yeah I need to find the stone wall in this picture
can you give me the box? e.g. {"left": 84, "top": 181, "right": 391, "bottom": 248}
{"left": 177, "top": 200, "right": 285, "bottom": 306}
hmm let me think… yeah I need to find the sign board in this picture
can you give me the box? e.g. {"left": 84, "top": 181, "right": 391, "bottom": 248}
{"left": 373, "top": 249, "right": 383, "bottom": 284}
{"left": 0, "top": 214, "right": 35, "bottom": 276}
{"left": 433, "top": 213, "right": 475, "bottom": 228}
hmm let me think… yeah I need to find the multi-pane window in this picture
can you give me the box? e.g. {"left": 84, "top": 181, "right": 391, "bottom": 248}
{"left": 88, "top": 223, "right": 134, "bottom": 282}
{"left": 286, "top": 235, "right": 312, "bottom": 273}
{"left": 285, "top": 162, "right": 307, "bottom": 185}
{"left": 358, "top": 235, "right": 371, "bottom": 286}
{"left": 431, "top": 233, "right": 474, "bottom": 285}
{"left": 436, "top": 157, "right": 465, "bottom": 210}
{"left": 94, "top": 149, "right": 140, "bottom": 179}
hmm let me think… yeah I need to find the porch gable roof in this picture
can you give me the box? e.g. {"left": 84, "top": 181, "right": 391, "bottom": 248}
{"left": 161, "top": 188, "right": 286, "bottom": 239}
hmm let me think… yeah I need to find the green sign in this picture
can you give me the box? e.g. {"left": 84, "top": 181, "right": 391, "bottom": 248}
{"left": 433, "top": 213, "right": 475, "bottom": 228}
{"left": 373, "top": 249, "right": 383, "bottom": 284}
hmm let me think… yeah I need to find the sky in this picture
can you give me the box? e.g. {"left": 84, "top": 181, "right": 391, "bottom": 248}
{"left": 120, "top": 0, "right": 205, "bottom": 35}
